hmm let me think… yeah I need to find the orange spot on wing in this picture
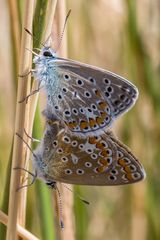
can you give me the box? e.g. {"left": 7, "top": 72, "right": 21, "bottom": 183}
{"left": 118, "top": 159, "right": 127, "bottom": 167}
{"left": 80, "top": 120, "right": 89, "bottom": 130}
{"left": 99, "top": 159, "right": 108, "bottom": 166}
{"left": 124, "top": 166, "right": 131, "bottom": 173}
{"left": 98, "top": 101, "right": 108, "bottom": 110}
{"left": 68, "top": 121, "right": 77, "bottom": 129}
{"left": 88, "top": 136, "right": 97, "bottom": 144}
{"left": 96, "top": 165, "right": 107, "bottom": 173}
{"left": 100, "top": 112, "right": 107, "bottom": 120}
{"left": 96, "top": 142, "right": 105, "bottom": 149}
{"left": 94, "top": 89, "right": 102, "bottom": 97}
{"left": 100, "top": 150, "right": 108, "bottom": 157}
{"left": 96, "top": 117, "right": 104, "bottom": 125}
{"left": 89, "top": 118, "right": 97, "bottom": 128}
{"left": 126, "top": 173, "right": 133, "bottom": 181}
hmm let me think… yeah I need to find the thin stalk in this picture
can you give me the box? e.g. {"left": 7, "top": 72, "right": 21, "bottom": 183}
{"left": 125, "top": 1, "right": 148, "bottom": 240}
{"left": 42, "top": 0, "right": 58, "bottom": 43}
{"left": 29, "top": 1, "right": 58, "bottom": 239}
{"left": 0, "top": 1, "right": 21, "bottom": 239}
{"left": 8, "top": 0, "right": 21, "bottom": 90}
{"left": 0, "top": 144, "right": 13, "bottom": 239}
{"left": 0, "top": 210, "right": 39, "bottom": 240}
{"left": 6, "top": 1, "right": 35, "bottom": 239}
{"left": 54, "top": 1, "right": 75, "bottom": 239}
{"left": 30, "top": 0, "right": 57, "bottom": 120}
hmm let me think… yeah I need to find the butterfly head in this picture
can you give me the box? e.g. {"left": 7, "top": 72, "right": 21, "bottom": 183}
{"left": 45, "top": 180, "right": 57, "bottom": 189}
{"left": 33, "top": 46, "right": 57, "bottom": 64}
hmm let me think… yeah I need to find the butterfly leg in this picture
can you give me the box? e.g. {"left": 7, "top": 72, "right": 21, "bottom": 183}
{"left": 23, "top": 128, "right": 40, "bottom": 143}
{"left": 16, "top": 132, "right": 39, "bottom": 159}
{"left": 18, "top": 69, "right": 35, "bottom": 78}
{"left": 18, "top": 80, "right": 42, "bottom": 104}
{"left": 13, "top": 167, "right": 37, "bottom": 191}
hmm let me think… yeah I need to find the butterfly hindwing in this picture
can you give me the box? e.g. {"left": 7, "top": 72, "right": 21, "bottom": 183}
{"left": 33, "top": 121, "right": 145, "bottom": 186}
{"left": 99, "top": 131, "right": 146, "bottom": 185}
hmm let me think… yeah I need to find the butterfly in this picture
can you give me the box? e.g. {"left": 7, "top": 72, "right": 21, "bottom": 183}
{"left": 33, "top": 46, "right": 138, "bottom": 136}
{"left": 32, "top": 116, "right": 145, "bottom": 187}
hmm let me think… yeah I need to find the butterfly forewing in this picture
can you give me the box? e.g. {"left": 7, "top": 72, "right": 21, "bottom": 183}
{"left": 56, "top": 59, "right": 138, "bottom": 116}
{"left": 34, "top": 48, "right": 138, "bottom": 135}
{"left": 45, "top": 67, "right": 113, "bottom": 135}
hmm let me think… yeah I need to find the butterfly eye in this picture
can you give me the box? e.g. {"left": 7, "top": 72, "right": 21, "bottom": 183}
{"left": 43, "top": 51, "right": 52, "bottom": 57}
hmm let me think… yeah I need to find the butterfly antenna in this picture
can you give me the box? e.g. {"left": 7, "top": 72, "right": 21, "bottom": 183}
{"left": 55, "top": 185, "right": 64, "bottom": 229}
{"left": 55, "top": 9, "right": 71, "bottom": 52}
{"left": 25, "top": 47, "right": 39, "bottom": 56}
{"left": 63, "top": 184, "right": 90, "bottom": 205}
{"left": 24, "top": 28, "right": 46, "bottom": 48}
{"left": 24, "top": 128, "right": 40, "bottom": 143}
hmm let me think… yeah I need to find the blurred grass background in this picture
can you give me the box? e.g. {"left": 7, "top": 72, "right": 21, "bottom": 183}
{"left": 0, "top": 0, "right": 159, "bottom": 239}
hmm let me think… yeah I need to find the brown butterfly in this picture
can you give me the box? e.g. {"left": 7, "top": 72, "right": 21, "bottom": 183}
{"left": 32, "top": 117, "right": 145, "bottom": 187}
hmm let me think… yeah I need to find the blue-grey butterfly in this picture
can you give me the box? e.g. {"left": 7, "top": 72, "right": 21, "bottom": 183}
{"left": 33, "top": 46, "right": 138, "bottom": 136}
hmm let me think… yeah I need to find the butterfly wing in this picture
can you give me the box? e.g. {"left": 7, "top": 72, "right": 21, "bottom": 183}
{"left": 100, "top": 130, "right": 146, "bottom": 185}
{"left": 48, "top": 58, "right": 138, "bottom": 135}
{"left": 39, "top": 122, "right": 145, "bottom": 186}
{"left": 39, "top": 122, "right": 117, "bottom": 185}
{"left": 57, "top": 58, "right": 138, "bottom": 116}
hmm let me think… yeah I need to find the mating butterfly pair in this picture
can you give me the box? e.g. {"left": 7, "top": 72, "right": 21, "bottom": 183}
{"left": 29, "top": 45, "right": 146, "bottom": 186}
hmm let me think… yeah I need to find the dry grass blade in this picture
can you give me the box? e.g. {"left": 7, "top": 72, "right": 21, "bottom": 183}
{"left": 42, "top": 0, "right": 58, "bottom": 43}
{"left": 54, "top": 1, "right": 75, "bottom": 239}
{"left": 6, "top": 1, "right": 35, "bottom": 239}
{"left": 29, "top": 0, "right": 58, "bottom": 123}
{"left": 8, "top": 0, "right": 21, "bottom": 86}
{"left": 0, "top": 210, "right": 39, "bottom": 240}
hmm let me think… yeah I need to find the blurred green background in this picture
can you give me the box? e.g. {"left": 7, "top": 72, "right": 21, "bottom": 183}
{"left": 0, "top": 0, "right": 160, "bottom": 239}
